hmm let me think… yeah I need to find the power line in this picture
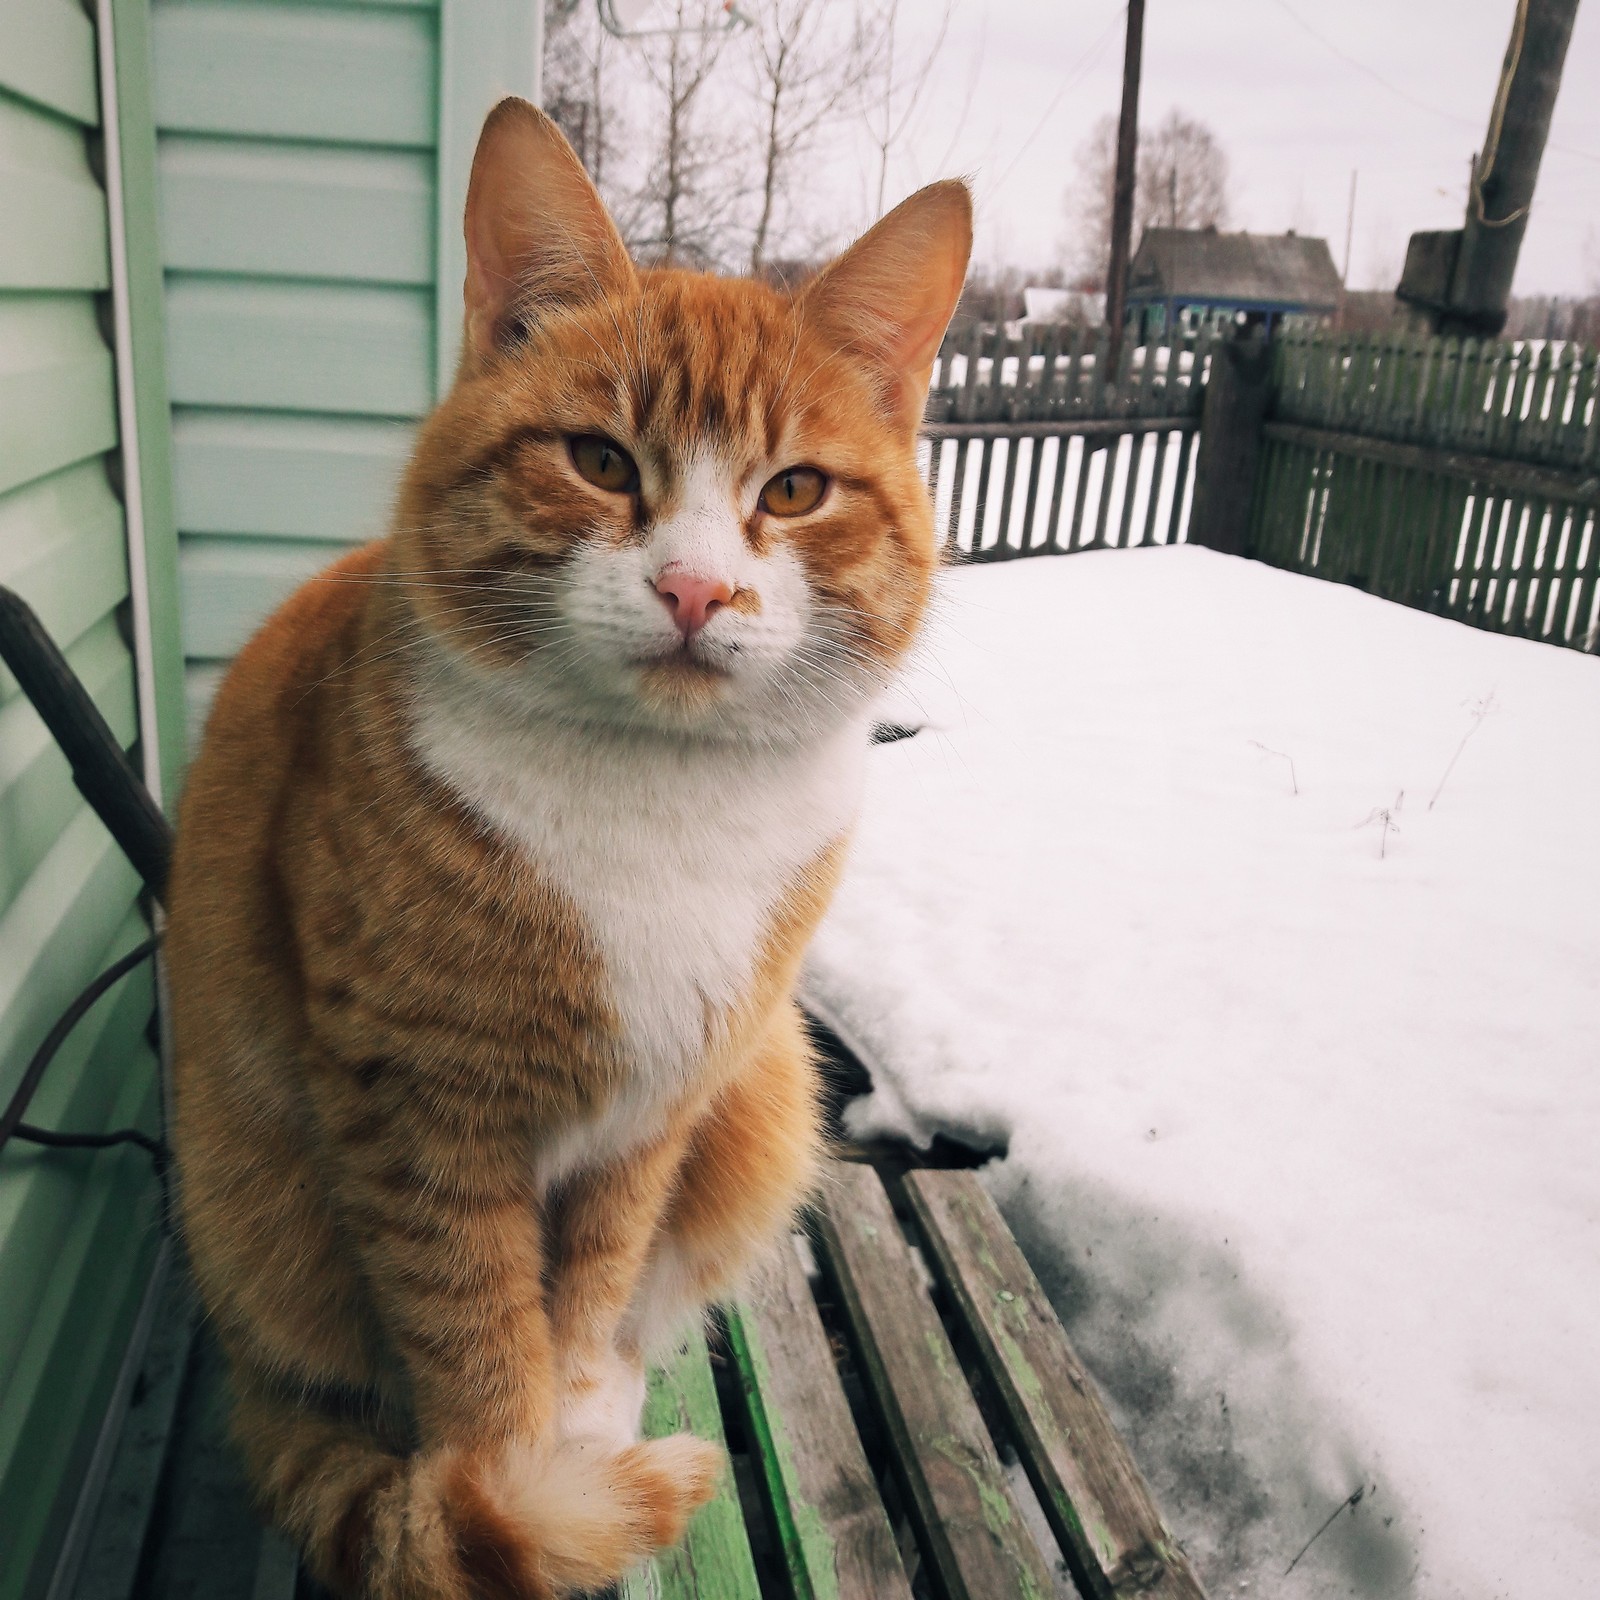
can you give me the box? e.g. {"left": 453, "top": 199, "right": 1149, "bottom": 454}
{"left": 1264, "top": 0, "right": 1600, "bottom": 167}
{"left": 990, "top": 3, "right": 1127, "bottom": 192}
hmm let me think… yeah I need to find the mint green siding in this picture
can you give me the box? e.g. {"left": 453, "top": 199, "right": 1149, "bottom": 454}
{"left": 3, "top": 8, "right": 537, "bottom": 1587}
{"left": 0, "top": 5, "right": 163, "bottom": 1595}
{"left": 151, "top": 0, "right": 439, "bottom": 736}
{"left": 151, "top": 0, "right": 537, "bottom": 739}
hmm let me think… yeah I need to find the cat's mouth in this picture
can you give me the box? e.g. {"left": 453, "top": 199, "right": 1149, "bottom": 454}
{"left": 632, "top": 639, "right": 734, "bottom": 679}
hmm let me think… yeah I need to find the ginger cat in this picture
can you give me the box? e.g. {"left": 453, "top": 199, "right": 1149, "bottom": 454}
{"left": 164, "top": 99, "right": 970, "bottom": 1599}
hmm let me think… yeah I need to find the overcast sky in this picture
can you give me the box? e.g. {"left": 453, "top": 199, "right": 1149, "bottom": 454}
{"left": 859, "top": 0, "right": 1600, "bottom": 296}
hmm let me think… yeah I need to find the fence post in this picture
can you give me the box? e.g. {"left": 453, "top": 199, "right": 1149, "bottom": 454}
{"left": 1188, "top": 327, "right": 1273, "bottom": 555}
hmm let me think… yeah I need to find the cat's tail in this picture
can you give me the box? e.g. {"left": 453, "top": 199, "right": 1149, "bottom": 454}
{"left": 233, "top": 1381, "right": 720, "bottom": 1599}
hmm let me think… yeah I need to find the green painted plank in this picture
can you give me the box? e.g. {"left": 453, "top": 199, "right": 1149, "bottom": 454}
{"left": 172, "top": 410, "right": 413, "bottom": 540}
{"left": 108, "top": 0, "right": 188, "bottom": 809}
{"left": 70, "top": 1251, "right": 198, "bottom": 1600}
{"left": 152, "top": 1, "right": 437, "bottom": 148}
{"left": 178, "top": 535, "right": 350, "bottom": 661}
{"left": 623, "top": 1336, "right": 761, "bottom": 1600}
{"left": 0, "top": 461, "right": 128, "bottom": 658}
{"left": 904, "top": 1171, "right": 1207, "bottom": 1600}
{"left": 0, "top": 807, "right": 142, "bottom": 1093}
{"left": 725, "top": 1246, "right": 913, "bottom": 1600}
{"left": 159, "top": 137, "right": 434, "bottom": 285}
{"left": 0, "top": 622, "right": 137, "bottom": 909}
{"left": 164, "top": 277, "right": 434, "bottom": 417}
{"left": 124, "top": 1327, "right": 271, "bottom": 1600}
{"left": 0, "top": 0, "right": 99, "bottom": 124}
{"left": 0, "top": 297, "right": 117, "bottom": 499}
{"left": 816, "top": 1164, "right": 1058, "bottom": 1600}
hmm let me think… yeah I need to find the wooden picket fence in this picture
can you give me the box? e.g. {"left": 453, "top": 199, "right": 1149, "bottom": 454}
{"left": 1250, "top": 326, "right": 1600, "bottom": 651}
{"left": 921, "top": 324, "right": 1215, "bottom": 558}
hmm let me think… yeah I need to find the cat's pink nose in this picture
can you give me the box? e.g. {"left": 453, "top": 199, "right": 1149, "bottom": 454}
{"left": 654, "top": 567, "right": 733, "bottom": 639}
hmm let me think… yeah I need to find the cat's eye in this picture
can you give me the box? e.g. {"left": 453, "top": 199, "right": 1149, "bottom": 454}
{"left": 570, "top": 435, "right": 639, "bottom": 494}
{"left": 760, "top": 466, "right": 828, "bottom": 518}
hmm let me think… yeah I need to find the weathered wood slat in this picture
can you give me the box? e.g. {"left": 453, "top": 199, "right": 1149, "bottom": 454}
{"left": 1261, "top": 423, "right": 1600, "bottom": 511}
{"left": 70, "top": 1256, "right": 199, "bottom": 1600}
{"left": 903, "top": 1171, "right": 1207, "bottom": 1600}
{"left": 724, "top": 1242, "right": 914, "bottom": 1600}
{"left": 250, "top": 1531, "right": 301, "bottom": 1600}
{"left": 1164, "top": 429, "right": 1196, "bottom": 546}
{"left": 945, "top": 437, "right": 971, "bottom": 553}
{"left": 969, "top": 439, "right": 998, "bottom": 555}
{"left": 1138, "top": 431, "right": 1169, "bottom": 547}
{"left": 993, "top": 437, "right": 1025, "bottom": 556}
{"left": 815, "top": 1162, "right": 1058, "bottom": 1600}
{"left": 1113, "top": 432, "right": 1144, "bottom": 549}
{"left": 1064, "top": 441, "right": 1099, "bottom": 551}
{"left": 122, "top": 1329, "right": 275, "bottom": 1600}
{"left": 1044, "top": 434, "right": 1074, "bottom": 550}
{"left": 1017, "top": 435, "right": 1048, "bottom": 552}
{"left": 624, "top": 1337, "right": 761, "bottom": 1600}
{"left": 924, "top": 417, "right": 1198, "bottom": 441}
{"left": 1089, "top": 434, "right": 1122, "bottom": 548}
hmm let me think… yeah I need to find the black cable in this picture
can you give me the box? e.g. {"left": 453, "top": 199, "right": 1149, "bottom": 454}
{"left": 0, "top": 587, "right": 172, "bottom": 901}
{"left": 11, "top": 1122, "right": 169, "bottom": 1172}
{"left": 0, "top": 936, "right": 168, "bottom": 1169}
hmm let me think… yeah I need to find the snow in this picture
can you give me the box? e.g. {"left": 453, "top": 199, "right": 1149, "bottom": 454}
{"left": 802, "top": 546, "right": 1600, "bottom": 1600}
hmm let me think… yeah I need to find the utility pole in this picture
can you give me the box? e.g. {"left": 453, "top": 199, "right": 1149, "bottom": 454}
{"left": 1105, "top": 0, "right": 1145, "bottom": 361}
{"left": 1397, "top": 0, "right": 1578, "bottom": 336}
{"left": 1341, "top": 169, "right": 1357, "bottom": 283}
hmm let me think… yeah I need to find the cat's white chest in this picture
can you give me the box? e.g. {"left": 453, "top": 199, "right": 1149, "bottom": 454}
{"left": 410, "top": 692, "right": 863, "bottom": 1172}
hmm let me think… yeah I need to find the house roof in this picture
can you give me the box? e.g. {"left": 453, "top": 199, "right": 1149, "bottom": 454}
{"left": 1128, "top": 227, "right": 1343, "bottom": 310}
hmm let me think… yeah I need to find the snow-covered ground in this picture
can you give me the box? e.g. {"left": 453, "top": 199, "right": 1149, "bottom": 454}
{"left": 803, "top": 547, "right": 1600, "bottom": 1600}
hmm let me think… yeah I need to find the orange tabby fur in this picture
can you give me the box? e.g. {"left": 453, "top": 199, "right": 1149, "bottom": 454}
{"left": 165, "top": 99, "right": 970, "bottom": 1599}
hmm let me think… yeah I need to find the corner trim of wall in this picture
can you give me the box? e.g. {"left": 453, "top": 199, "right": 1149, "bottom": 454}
{"left": 95, "top": 0, "right": 160, "bottom": 809}
{"left": 98, "top": 0, "right": 186, "bottom": 809}
{"left": 434, "top": 0, "right": 544, "bottom": 397}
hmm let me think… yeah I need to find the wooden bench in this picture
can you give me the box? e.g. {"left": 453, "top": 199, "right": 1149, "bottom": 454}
{"left": 65, "top": 1163, "right": 1205, "bottom": 1600}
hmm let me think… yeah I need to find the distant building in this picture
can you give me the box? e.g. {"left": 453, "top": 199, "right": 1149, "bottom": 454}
{"left": 1126, "top": 227, "right": 1343, "bottom": 339}
{"left": 1001, "top": 286, "right": 1106, "bottom": 339}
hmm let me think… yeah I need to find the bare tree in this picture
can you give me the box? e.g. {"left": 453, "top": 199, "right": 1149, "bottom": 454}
{"left": 543, "top": 0, "right": 618, "bottom": 189}
{"left": 746, "top": 0, "right": 874, "bottom": 275}
{"left": 627, "top": 0, "right": 745, "bottom": 267}
{"left": 860, "top": 0, "right": 951, "bottom": 220}
{"left": 1063, "top": 109, "right": 1230, "bottom": 289}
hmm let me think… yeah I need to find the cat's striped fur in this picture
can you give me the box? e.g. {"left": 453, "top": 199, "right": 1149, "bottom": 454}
{"left": 165, "top": 99, "right": 970, "bottom": 1598}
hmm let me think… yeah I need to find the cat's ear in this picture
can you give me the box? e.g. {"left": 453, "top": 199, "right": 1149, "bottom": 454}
{"left": 801, "top": 181, "right": 973, "bottom": 431}
{"left": 461, "top": 97, "right": 635, "bottom": 369}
